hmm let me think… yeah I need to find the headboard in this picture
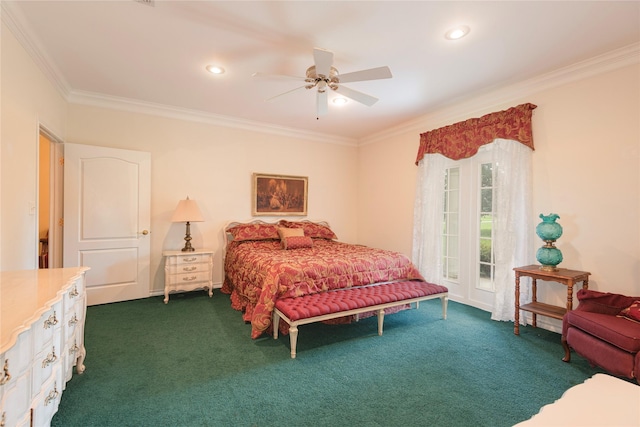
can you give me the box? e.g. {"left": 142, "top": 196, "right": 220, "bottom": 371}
{"left": 222, "top": 219, "right": 332, "bottom": 259}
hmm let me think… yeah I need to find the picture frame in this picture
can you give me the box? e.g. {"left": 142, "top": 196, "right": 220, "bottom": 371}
{"left": 252, "top": 173, "right": 308, "bottom": 216}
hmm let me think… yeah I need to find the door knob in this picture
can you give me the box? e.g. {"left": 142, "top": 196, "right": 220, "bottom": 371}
{"left": 140, "top": 230, "right": 149, "bottom": 235}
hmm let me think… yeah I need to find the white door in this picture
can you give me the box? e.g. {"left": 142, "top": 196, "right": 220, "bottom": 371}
{"left": 63, "top": 143, "right": 151, "bottom": 306}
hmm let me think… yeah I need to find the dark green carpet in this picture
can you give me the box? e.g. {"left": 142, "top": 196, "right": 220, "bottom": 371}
{"left": 52, "top": 291, "right": 605, "bottom": 427}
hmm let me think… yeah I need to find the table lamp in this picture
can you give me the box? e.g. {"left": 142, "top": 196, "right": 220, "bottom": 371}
{"left": 171, "top": 196, "right": 204, "bottom": 251}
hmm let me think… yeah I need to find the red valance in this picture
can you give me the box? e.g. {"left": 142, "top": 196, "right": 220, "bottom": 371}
{"left": 415, "top": 103, "right": 537, "bottom": 164}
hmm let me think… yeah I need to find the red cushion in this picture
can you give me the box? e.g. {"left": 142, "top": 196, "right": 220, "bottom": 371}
{"left": 618, "top": 301, "right": 640, "bottom": 323}
{"left": 282, "top": 236, "right": 313, "bottom": 250}
{"left": 275, "top": 280, "right": 448, "bottom": 321}
{"left": 576, "top": 289, "right": 639, "bottom": 315}
{"left": 565, "top": 310, "right": 640, "bottom": 353}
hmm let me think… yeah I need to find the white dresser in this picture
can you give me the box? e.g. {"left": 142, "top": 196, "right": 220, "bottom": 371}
{"left": 0, "top": 267, "right": 88, "bottom": 427}
{"left": 162, "top": 249, "right": 214, "bottom": 303}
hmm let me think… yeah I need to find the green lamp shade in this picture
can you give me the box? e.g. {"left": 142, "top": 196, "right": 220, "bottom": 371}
{"left": 536, "top": 213, "right": 563, "bottom": 241}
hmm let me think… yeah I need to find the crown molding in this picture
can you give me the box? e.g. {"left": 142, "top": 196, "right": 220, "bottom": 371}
{"left": 2, "top": 1, "right": 356, "bottom": 147}
{"left": 1, "top": 1, "right": 71, "bottom": 98}
{"left": 67, "top": 90, "right": 358, "bottom": 146}
{"left": 360, "top": 42, "right": 640, "bottom": 146}
{"left": 4, "top": 1, "right": 636, "bottom": 149}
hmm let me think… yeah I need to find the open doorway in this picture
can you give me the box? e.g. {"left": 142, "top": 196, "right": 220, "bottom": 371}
{"left": 38, "top": 127, "right": 63, "bottom": 268}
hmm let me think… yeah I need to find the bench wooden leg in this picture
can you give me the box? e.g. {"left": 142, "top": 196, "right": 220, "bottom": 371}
{"left": 377, "top": 309, "right": 385, "bottom": 336}
{"left": 441, "top": 295, "right": 448, "bottom": 320}
{"left": 289, "top": 325, "right": 298, "bottom": 359}
{"left": 273, "top": 311, "right": 280, "bottom": 339}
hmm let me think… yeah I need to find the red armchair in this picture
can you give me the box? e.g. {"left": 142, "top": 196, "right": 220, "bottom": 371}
{"left": 562, "top": 289, "right": 640, "bottom": 383}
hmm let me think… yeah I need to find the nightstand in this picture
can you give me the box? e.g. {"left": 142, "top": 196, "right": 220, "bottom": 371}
{"left": 162, "top": 249, "right": 214, "bottom": 303}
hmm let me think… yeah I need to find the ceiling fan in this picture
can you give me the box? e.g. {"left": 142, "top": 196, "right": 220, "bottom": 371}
{"left": 253, "top": 47, "right": 392, "bottom": 118}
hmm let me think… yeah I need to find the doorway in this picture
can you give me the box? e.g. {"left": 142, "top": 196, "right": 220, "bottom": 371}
{"left": 38, "top": 128, "right": 63, "bottom": 269}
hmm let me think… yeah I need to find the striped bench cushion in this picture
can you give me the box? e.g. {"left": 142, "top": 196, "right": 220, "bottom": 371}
{"left": 275, "top": 280, "right": 448, "bottom": 321}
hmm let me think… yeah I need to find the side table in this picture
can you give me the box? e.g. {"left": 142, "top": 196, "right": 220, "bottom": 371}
{"left": 163, "top": 249, "right": 214, "bottom": 303}
{"left": 513, "top": 265, "right": 590, "bottom": 335}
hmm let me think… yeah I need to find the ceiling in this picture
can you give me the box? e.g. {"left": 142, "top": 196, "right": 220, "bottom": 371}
{"left": 4, "top": 1, "right": 640, "bottom": 141}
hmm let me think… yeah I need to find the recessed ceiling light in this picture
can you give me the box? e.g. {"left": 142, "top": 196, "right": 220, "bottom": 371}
{"left": 445, "top": 26, "right": 470, "bottom": 40}
{"left": 206, "top": 65, "right": 225, "bottom": 74}
{"left": 332, "top": 97, "right": 348, "bottom": 105}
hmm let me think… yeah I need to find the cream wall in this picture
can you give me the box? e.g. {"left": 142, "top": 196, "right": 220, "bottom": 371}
{"left": 357, "top": 63, "right": 640, "bottom": 322}
{"left": 65, "top": 105, "right": 359, "bottom": 294}
{"left": 3, "top": 16, "right": 639, "bottom": 318}
{"left": 1, "top": 24, "right": 68, "bottom": 271}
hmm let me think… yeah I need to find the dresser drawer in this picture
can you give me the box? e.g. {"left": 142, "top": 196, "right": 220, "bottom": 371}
{"left": 165, "top": 253, "right": 211, "bottom": 266}
{"left": 32, "top": 301, "right": 63, "bottom": 355}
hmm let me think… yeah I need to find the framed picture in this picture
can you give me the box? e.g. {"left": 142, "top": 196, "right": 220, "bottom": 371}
{"left": 252, "top": 173, "right": 308, "bottom": 216}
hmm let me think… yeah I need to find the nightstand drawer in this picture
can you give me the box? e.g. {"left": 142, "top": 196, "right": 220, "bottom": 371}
{"left": 166, "top": 271, "right": 211, "bottom": 285}
{"left": 165, "top": 253, "right": 210, "bottom": 266}
{"left": 166, "top": 263, "right": 210, "bottom": 275}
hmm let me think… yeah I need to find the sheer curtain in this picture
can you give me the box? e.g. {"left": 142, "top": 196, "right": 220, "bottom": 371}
{"left": 488, "top": 139, "right": 533, "bottom": 321}
{"left": 412, "top": 153, "right": 448, "bottom": 284}
{"left": 412, "top": 139, "right": 533, "bottom": 322}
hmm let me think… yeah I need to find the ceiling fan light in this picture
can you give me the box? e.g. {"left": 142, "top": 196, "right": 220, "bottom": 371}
{"left": 445, "top": 26, "right": 470, "bottom": 40}
{"left": 333, "top": 97, "right": 348, "bottom": 105}
{"left": 206, "top": 65, "right": 225, "bottom": 74}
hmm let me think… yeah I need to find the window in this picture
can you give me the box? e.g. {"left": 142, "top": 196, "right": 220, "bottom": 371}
{"left": 478, "top": 162, "right": 495, "bottom": 291}
{"left": 438, "top": 153, "right": 496, "bottom": 308}
{"left": 443, "top": 168, "right": 460, "bottom": 281}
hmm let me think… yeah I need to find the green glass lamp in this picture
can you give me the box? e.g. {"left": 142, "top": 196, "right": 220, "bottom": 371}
{"left": 535, "top": 213, "right": 563, "bottom": 271}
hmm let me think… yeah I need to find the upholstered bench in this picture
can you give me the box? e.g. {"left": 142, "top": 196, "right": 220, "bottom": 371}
{"left": 273, "top": 280, "right": 448, "bottom": 358}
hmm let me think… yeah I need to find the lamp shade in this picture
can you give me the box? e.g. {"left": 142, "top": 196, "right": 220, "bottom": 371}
{"left": 171, "top": 197, "right": 204, "bottom": 223}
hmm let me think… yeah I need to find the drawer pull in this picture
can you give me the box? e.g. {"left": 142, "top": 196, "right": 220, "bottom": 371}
{"left": 0, "top": 360, "right": 10, "bottom": 385}
{"left": 69, "top": 313, "right": 78, "bottom": 326}
{"left": 70, "top": 286, "right": 79, "bottom": 298}
{"left": 182, "top": 266, "right": 198, "bottom": 272}
{"left": 69, "top": 341, "right": 80, "bottom": 355}
{"left": 44, "top": 384, "right": 59, "bottom": 406}
{"left": 182, "top": 257, "right": 197, "bottom": 262}
{"left": 44, "top": 311, "right": 58, "bottom": 329}
{"left": 42, "top": 346, "right": 57, "bottom": 368}
{"left": 182, "top": 276, "right": 197, "bottom": 282}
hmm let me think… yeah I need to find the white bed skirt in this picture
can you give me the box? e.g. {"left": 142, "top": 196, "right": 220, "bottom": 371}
{"left": 514, "top": 373, "right": 640, "bottom": 426}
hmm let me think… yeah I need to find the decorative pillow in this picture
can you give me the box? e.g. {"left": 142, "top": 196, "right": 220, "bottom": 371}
{"left": 618, "top": 301, "right": 640, "bottom": 323}
{"left": 277, "top": 226, "right": 304, "bottom": 239}
{"left": 282, "top": 235, "right": 314, "bottom": 250}
{"left": 279, "top": 220, "right": 338, "bottom": 240}
{"left": 227, "top": 223, "right": 279, "bottom": 242}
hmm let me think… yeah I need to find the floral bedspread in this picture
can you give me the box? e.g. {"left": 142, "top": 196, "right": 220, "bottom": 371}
{"left": 222, "top": 239, "right": 424, "bottom": 338}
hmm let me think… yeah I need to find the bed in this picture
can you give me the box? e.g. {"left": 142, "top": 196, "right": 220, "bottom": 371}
{"left": 513, "top": 373, "right": 640, "bottom": 426}
{"left": 222, "top": 220, "right": 426, "bottom": 339}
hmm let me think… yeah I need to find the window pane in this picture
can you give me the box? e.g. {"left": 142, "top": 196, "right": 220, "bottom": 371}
{"left": 479, "top": 263, "right": 492, "bottom": 279}
{"left": 448, "top": 258, "right": 459, "bottom": 280}
{"left": 448, "top": 213, "right": 459, "bottom": 235}
{"left": 479, "top": 238, "right": 492, "bottom": 263}
{"left": 449, "top": 190, "right": 459, "bottom": 211}
{"left": 448, "top": 235, "right": 458, "bottom": 256}
{"left": 481, "top": 189, "right": 492, "bottom": 213}
{"left": 449, "top": 167, "right": 460, "bottom": 189}
{"left": 480, "top": 214, "right": 492, "bottom": 238}
{"left": 481, "top": 163, "right": 493, "bottom": 187}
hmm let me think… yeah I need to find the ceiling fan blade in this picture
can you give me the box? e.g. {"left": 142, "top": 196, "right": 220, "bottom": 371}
{"left": 338, "top": 66, "right": 392, "bottom": 83}
{"left": 252, "top": 72, "right": 305, "bottom": 81}
{"left": 266, "top": 85, "right": 308, "bottom": 102}
{"left": 316, "top": 91, "right": 328, "bottom": 117}
{"left": 335, "top": 85, "right": 379, "bottom": 107}
{"left": 313, "top": 47, "right": 333, "bottom": 77}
